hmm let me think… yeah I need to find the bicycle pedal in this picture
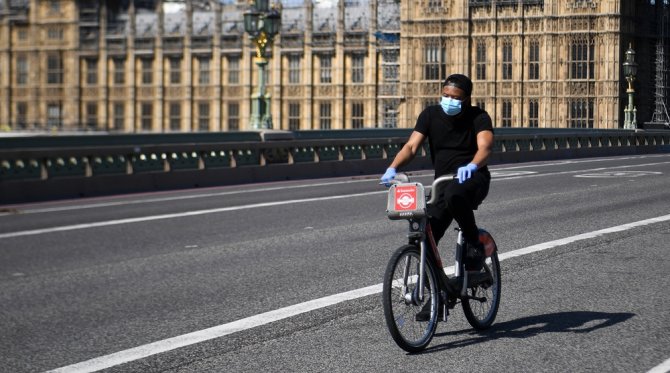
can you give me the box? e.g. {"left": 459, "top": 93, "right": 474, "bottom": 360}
{"left": 447, "top": 297, "right": 458, "bottom": 309}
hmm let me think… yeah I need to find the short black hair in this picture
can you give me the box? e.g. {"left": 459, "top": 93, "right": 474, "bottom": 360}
{"left": 443, "top": 74, "right": 473, "bottom": 97}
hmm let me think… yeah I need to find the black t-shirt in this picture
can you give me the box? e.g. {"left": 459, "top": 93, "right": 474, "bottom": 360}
{"left": 414, "top": 104, "right": 493, "bottom": 177}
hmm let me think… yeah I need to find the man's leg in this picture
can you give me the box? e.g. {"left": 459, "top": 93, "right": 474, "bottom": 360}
{"left": 429, "top": 209, "right": 453, "bottom": 246}
{"left": 441, "top": 180, "right": 485, "bottom": 243}
{"left": 441, "top": 172, "right": 490, "bottom": 270}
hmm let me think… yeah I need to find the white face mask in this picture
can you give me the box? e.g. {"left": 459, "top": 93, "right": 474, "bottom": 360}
{"left": 440, "top": 96, "right": 462, "bottom": 116}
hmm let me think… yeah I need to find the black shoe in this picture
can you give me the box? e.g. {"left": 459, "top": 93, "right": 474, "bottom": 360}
{"left": 464, "top": 240, "right": 485, "bottom": 272}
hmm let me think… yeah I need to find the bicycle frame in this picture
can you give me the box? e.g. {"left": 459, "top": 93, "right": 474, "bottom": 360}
{"left": 383, "top": 173, "right": 500, "bottom": 351}
{"left": 388, "top": 173, "right": 486, "bottom": 303}
{"left": 409, "top": 217, "right": 464, "bottom": 303}
{"left": 398, "top": 174, "right": 471, "bottom": 303}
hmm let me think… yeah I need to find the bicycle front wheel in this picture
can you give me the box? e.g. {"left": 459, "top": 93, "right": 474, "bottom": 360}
{"left": 462, "top": 251, "right": 501, "bottom": 330}
{"left": 382, "top": 244, "right": 439, "bottom": 353}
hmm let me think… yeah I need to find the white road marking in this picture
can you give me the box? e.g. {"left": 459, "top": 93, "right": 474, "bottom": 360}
{"left": 490, "top": 170, "right": 538, "bottom": 178}
{"left": 574, "top": 171, "right": 662, "bottom": 178}
{"left": 45, "top": 213, "right": 670, "bottom": 373}
{"left": 0, "top": 191, "right": 385, "bottom": 240}
{"left": 3, "top": 179, "right": 375, "bottom": 214}
{"left": 493, "top": 161, "right": 670, "bottom": 181}
{"left": 647, "top": 357, "right": 670, "bottom": 373}
{"left": 491, "top": 154, "right": 669, "bottom": 171}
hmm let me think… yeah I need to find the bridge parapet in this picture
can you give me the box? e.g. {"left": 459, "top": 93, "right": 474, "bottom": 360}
{"left": 1, "top": 129, "right": 668, "bottom": 203}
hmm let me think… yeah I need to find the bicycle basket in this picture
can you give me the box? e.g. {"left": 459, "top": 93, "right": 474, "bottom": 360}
{"left": 386, "top": 183, "right": 426, "bottom": 220}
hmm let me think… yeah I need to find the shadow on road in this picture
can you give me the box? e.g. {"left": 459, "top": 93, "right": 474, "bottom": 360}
{"left": 416, "top": 311, "right": 635, "bottom": 355}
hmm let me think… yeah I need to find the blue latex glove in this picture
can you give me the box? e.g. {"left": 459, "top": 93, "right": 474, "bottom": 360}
{"left": 457, "top": 163, "right": 478, "bottom": 184}
{"left": 381, "top": 167, "right": 397, "bottom": 186}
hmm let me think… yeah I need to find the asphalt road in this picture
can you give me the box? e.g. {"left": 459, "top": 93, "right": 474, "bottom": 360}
{"left": 1, "top": 154, "right": 670, "bottom": 373}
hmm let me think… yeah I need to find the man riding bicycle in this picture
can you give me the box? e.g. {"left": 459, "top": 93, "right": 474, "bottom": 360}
{"left": 381, "top": 73, "right": 494, "bottom": 272}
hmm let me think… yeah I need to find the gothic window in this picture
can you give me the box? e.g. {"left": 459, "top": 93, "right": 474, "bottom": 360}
{"left": 428, "top": 0, "right": 443, "bottom": 9}
{"left": 289, "top": 55, "right": 301, "bottom": 84}
{"left": 141, "top": 102, "right": 152, "bottom": 131}
{"left": 86, "top": 103, "right": 98, "bottom": 129}
{"left": 570, "top": 0, "right": 596, "bottom": 8}
{"left": 383, "top": 104, "right": 398, "bottom": 128}
{"left": 198, "top": 57, "right": 210, "bottom": 85}
{"left": 16, "top": 102, "right": 28, "bottom": 129}
{"left": 501, "top": 100, "right": 512, "bottom": 127}
{"left": 49, "top": 0, "right": 61, "bottom": 13}
{"left": 351, "top": 54, "right": 365, "bottom": 83}
{"left": 47, "top": 27, "right": 63, "bottom": 40}
{"left": 476, "top": 42, "right": 486, "bottom": 80}
{"left": 169, "top": 57, "right": 181, "bottom": 84}
{"left": 320, "top": 102, "right": 332, "bottom": 129}
{"left": 113, "top": 58, "right": 125, "bottom": 85}
{"left": 528, "top": 99, "right": 539, "bottom": 127}
{"left": 288, "top": 102, "right": 301, "bottom": 130}
{"left": 569, "top": 39, "right": 594, "bottom": 80}
{"left": 16, "top": 55, "right": 28, "bottom": 85}
{"left": 319, "top": 55, "right": 332, "bottom": 84}
{"left": 227, "top": 56, "right": 240, "bottom": 84}
{"left": 228, "top": 102, "right": 240, "bottom": 131}
{"left": 47, "top": 102, "right": 62, "bottom": 128}
{"left": 86, "top": 58, "right": 98, "bottom": 85}
{"left": 352, "top": 102, "right": 364, "bottom": 128}
{"left": 502, "top": 41, "right": 513, "bottom": 80}
{"left": 113, "top": 103, "right": 124, "bottom": 130}
{"left": 568, "top": 98, "right": 594, "bottom": 128}
{"left": 529, "top": 41, "right": 540, "bottom": 80}
{"left": 169, "top": 102, "right": 181, "bottom": 130}
{"left": 198, "top": 102, "right": 210, "bottom": 131}
{"left": 424, "top": 39, "right": 444, "bottom": 81}
{"left": 141, "top": 58, "right": 152, "bottom": 84}
{"left": 47, "top": 53, "right": 63, "bottom": 85}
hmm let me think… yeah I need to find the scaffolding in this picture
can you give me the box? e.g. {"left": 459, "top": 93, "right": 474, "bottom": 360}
{"left": 645, "top": 2, "right": 670, "bottom": 129}
{"left": 375, "top": 0, "right": 400, "bottom": 128}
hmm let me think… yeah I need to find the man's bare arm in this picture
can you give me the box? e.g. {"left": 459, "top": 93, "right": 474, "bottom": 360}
{"left": 471, "top": 130, "right": 493, "bottom": 168}
{"left": 389, "top": 131, "right": 426, "bottom": 170}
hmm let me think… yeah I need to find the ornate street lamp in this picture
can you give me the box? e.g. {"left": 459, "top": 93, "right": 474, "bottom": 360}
{"left": 244, "top": 0, "right": 281, "bottom": 129}
{"left": 623, "top": 44, "right": 638, "bottom": 129}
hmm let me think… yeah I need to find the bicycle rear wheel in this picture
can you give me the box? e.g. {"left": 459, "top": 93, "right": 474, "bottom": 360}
{"left": 462, "top": 251, "right": 501, "bottom": 330}
{"left": 382, "top": 244, "right": 439, "bottom": 352}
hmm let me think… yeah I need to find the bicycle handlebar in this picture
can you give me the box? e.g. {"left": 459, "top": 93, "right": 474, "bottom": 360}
{"left": 425, "top": 174, "right": 457, "bottom": 206}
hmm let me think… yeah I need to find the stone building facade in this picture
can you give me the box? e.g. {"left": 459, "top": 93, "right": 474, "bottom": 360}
{"left": 0, "top": 0, "right": 666, "bottom": 132}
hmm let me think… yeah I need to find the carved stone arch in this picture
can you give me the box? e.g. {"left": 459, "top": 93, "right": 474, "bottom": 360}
{"left": 571, "top": 33, "right": 591, "bottom": 45}
{"left": 500, "top": 35, "right": 514, "bottom": 45}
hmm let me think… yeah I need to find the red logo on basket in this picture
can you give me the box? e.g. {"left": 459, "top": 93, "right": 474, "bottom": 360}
{"left": 395, "top": 186, "right": 417, "bottom": 211}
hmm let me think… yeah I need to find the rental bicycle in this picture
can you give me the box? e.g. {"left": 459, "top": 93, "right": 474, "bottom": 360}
{"left": 381, "top": 173, "right": 501, "bottom": 352}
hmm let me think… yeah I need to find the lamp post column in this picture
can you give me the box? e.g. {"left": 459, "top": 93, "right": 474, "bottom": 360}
{"left": 251, "top": 54, "right": 271, "bottom": 129}
{"left": 623, "top": 45, "right": 638, "bottom": 130}
{"left": 244, "top": 1, "right": 281, "bottom": 130}
{"left": 625, "top": 83, "right": 635, "bottom": 129}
